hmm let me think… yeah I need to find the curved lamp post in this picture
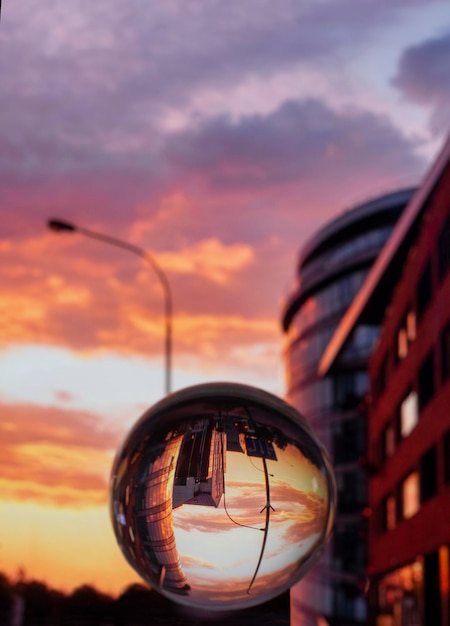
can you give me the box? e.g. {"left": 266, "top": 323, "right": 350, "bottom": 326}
{"left": 47, "top": 219, "right": 173, "bottom": 396}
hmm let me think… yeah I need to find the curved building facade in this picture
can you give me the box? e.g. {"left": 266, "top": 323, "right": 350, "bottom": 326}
{"left": 281, "top": 189, "right": 415, "bottom": 625}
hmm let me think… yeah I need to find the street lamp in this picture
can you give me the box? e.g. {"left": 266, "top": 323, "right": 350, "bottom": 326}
{"left": 47, "top": 218, "right": 173, "bottom": 396}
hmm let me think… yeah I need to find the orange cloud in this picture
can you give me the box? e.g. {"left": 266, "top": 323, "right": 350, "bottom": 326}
{"left": 155, "top": 238, "right": 254, "bottom": 285}
{"left": 0, "top": 402, "right": 122, "bottom": 508}
{"left": 174, "top": 479, "right": 327, "bottom": 542}
{"left": 0, "top": 230, "right": 277, "bottom": 369}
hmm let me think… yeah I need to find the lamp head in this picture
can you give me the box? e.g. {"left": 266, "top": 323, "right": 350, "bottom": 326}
{"left": 47, "top": 219, "right": 76, "bottom": 232}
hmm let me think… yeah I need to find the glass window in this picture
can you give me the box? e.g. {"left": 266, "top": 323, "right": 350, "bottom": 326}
{"left": 290, "top": 269, "right": 369, "bottom": 340}
{"left": 396, "top": 310, "right": 416, "bottom": 362}
{"left": 406, "top": 310, "right": 417, "bottom": 342}
{"left": 374, "top": 561, "right": 423, "bottom": 624}
{"left": 334, "top": 581, "right": 366, "bottom": 621}
{"left": 419, "top": 351, "right": 435, "bottom": 409}
{"left": 336, "top": 471, "right": 367, "bottom": 515}
{"left": 400, "top": 391, "right": 419, "bottom": 438}
{"left": 333, "top": 527, "right": 364, "bottom": 572}
{"left": 420, "top": 446, "right": 437, "bottom": 503}
{"left": 402, "top": 472, "right": 420, "bottom": 519}
{"left": 302, "top": 225, "right": 392, "bottom": 284}
{"left": 382, "top": 423, "right": 395, "bottom": 460}
{"left": 287, "top": 327, "right": 334, "bottom": 385}
{"left": 348, "top": 324, "right": 379, "bottom": 356}
{"left": 288, "top": 379, "right": 333, "bottom": 417}
{"left": 333, "top": 418, "right": 364, "bottom": 464}
{"left": 333, "top": 372, "right": 368, "bottom": 410}
{"left": 382, "top": 494, "right": 396, "bottom": 531}
{"left": 417, "top": 260, "right": 432, "bottom": 320}
{"left": 397, "top": 327, "right": 408, "bottom": 360}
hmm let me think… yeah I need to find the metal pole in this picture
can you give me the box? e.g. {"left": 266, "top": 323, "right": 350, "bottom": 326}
{"left": 247, "top": 456, "right": 275, "bottom": 594}
{"left": 48, "top": 219, "right": 172, "bottom": 395}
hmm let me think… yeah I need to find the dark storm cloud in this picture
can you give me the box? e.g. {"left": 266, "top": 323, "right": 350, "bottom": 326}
{"left": 393, "top": 31, "right": 450, "bottom": 135}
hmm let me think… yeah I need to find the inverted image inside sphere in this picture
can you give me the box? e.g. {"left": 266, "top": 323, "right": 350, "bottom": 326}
{"left": 110, "top": 383, "right": 336, "bottom": 612}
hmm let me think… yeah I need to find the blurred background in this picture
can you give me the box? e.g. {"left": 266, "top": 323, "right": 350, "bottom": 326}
{"left": 1, "top": 2, "right": 450, "bottom": 624}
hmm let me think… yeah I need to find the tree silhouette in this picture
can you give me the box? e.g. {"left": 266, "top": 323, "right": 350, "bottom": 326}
{"left": 0, "top": 573, "right": 13, "bottom": 624}
{"left": 62, "top": 584, "right": 114, "bottom": 626}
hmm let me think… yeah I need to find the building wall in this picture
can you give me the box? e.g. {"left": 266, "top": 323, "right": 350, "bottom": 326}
{"left": 367, "top": 161, "right": 450, "bottom": 626}
{"left": 282, "top": 190, "right": 413, "bottom": 625}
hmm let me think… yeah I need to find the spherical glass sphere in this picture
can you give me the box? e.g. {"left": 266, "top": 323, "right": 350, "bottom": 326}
{"left": 110, "top": 383, "right": 336, "bottom": 611}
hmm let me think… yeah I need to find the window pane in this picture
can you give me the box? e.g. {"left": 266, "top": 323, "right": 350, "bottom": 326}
{"left": 419, "top": 352, "right": 435, "bottom": 409}
{"left": 382, "top": 423, "right": 395, "bottom": 460}
{"left": 397, "top": 328, "right": 408, "bottom": 360}
{"left": 406, "top": 310, "right": 417, "bottom": 342}
{"left": 374, "top": 561, "right": 423, "bottom": 623}
{"left": 400, "top": 391, "right": 419, "bottom": 437}
{"left": 383, "top": 495, "right": 396, "bottom": 531}
{"left": 420, "top": 446, "right": 437, "bottom": 502}
{"left": 417, "top": 260, "right": 432, "bottom": 320}
{"left": 402, "top": 472, "right": 420, "bottom": 519}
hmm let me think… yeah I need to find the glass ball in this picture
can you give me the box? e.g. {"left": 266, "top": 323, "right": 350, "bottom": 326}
{"left": 110, "top": 383, "right": 336, "bottom": 611}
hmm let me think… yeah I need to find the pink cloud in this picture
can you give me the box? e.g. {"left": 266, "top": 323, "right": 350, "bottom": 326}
{"left": 174, "top": 479, "right": 327, "bottom": 541}
{"left": 0, "top": 401, "right": 122, "bottom": 507}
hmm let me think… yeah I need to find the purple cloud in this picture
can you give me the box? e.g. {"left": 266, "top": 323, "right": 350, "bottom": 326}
{"left": 164, "top": 99, "right": 424, "bottom": 191}
{"left": 393, "top": 32, "right": 450, "bottom": 135}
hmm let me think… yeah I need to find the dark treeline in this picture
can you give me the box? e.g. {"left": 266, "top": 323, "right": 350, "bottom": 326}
{"left": 0, "top": 572, "right": 289, "bottom": 625}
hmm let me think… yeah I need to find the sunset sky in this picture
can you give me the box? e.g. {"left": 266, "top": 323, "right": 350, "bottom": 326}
{"left": 1, "top": 0, "right": 450, "bottom": 598}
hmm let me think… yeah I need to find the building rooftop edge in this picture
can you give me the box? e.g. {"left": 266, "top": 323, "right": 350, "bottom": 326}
{"left": 318, "top": 133, "right": 450, "bottom": 378}
{"left": 281, "top": 187, "right": 415, "bottom": 332}
{"left": 298, "top": 187, "right": 416, "bottom": 270}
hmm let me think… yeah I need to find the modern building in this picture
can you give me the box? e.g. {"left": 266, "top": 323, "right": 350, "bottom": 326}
{"left": 173, "top": 418, "right": 226, "bottom": 508}
{"left": 134, "top": 432, "right": 191, "bottom": 594}
{"left": 282, "top": 188, "right": 415, "bottom": 625}
{"left": 318, "top": 133, "right": 450, "bottom": 626}
{"left": 367, "top": 140, "right": 450, "bottom": 626}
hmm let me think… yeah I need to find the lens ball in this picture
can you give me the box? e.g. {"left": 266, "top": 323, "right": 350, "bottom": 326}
{"left": 110, "top": 383, "right": 336, "bottom": 611}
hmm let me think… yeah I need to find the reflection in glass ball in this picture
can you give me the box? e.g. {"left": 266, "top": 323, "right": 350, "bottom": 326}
{"left": 110, "top": 383, "right": 336, "bottom": 611}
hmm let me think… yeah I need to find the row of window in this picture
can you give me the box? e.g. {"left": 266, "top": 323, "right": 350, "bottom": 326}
{"left": 379, "top": 432, "right": 450, "bottom": 533}
{"left": 333, "top": 416, "right": 366, "bottom": 464}
{"left": 375, "top": 214, "right": 450, "bottom": 395}
{"left": 301, "top": 225, "right": 392, "bottom": 287}
{"left": 371, "top": 547, "right": 449, "bottom": 626}
{"left": 288, "top": 369, "right": 369, "bottom": 418}
{"left": 418, "top": 211, "right": 450, "bottom": 317}
{"left": 287, "top": 269, "right": 367, "bottom": 343}
{"left": 378, "top": 324, "right": 450, "bottom": 464}
{"left": 396, "top": 309, "right": 416, "bottom": 361}
{"left": 336, "top": 470, "right": 367, "bottom": 516}
{"left": 286, "top": 326, "right": 334, "bottom": 385}
{"left": 333, "top": 524, "right": 366, "bottom": 574}
{"left": 381, "top": 390, "right": 418, "bottom": 462}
